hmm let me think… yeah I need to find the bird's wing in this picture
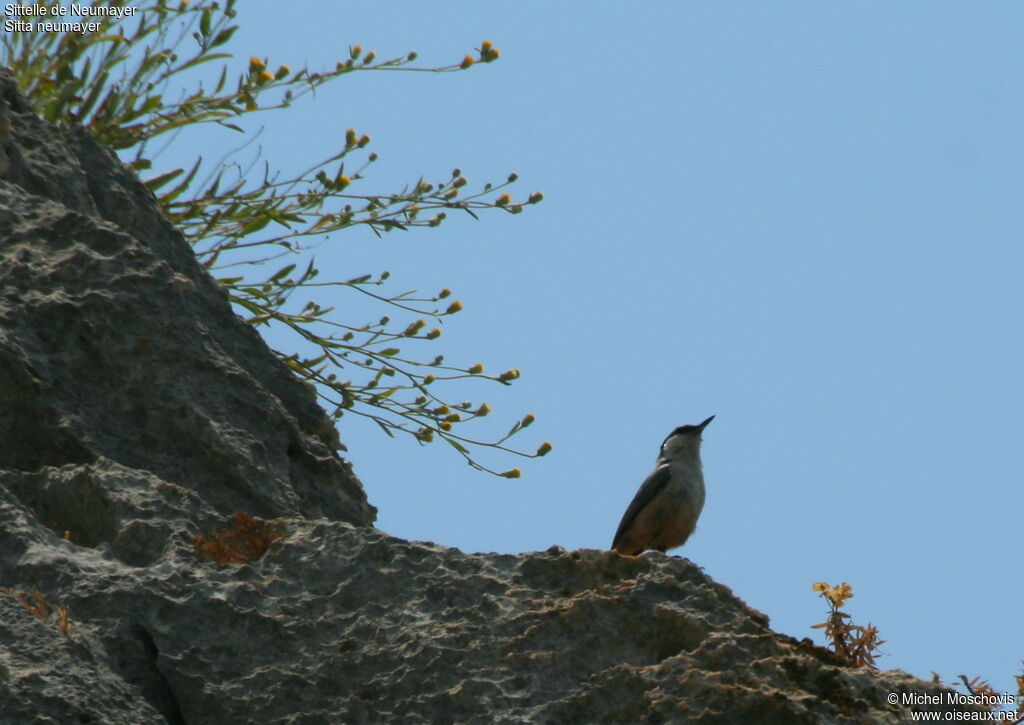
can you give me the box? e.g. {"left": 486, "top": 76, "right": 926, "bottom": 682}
{"left": 611, "top": 464, "right": 671, "bottom": 549}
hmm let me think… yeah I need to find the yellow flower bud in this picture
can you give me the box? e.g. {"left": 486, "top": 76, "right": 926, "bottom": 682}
{"left": 468, "top": 363, "right": 484, "bottom": 374}
{"left": 460, "top": 55, "right": 475, "bottom": 69}
{"left": 249, "top": 57, "right": 265, "bottom": 72}
{"left": 444, "top": 413, "right": 462, "bottom": 423}
{"left": 426, "top": 328, "right": 441, "bottom": 340}
{"left": 259, "top": 70, "right": 274, "bottom": 83}
{"left": 528, "top": 191, "right": 544, "bottom": 204}
{"left": 345, "top": 128, "right": 357, "bottom": 147}
{"left": 446, "top": 300, "right": 463, "bottom": 314}
{"left": 358, "top": 134, "right": 371, "bottom": 147}
{"left": 350, "top": 45, "right": 362, "bottom": 59}
{"left": 404, "top": 319, "right": 426, "bottom": 336}
{"left": 438, "top": 288, "right": 452, "bottom": 299}
{"left": 500, "top": 468, "right": 522, "bottom": 479}
{"left": 435, "top": 405, "right": 450, "bottom": 415}
{"left": 337, "top": 175, "right": 351, "bottom": 189}
{"left": 275, "top": 65, "right": 291, "bottom": 80}
{"left": 480, "top": 41, "right": 499, "bottom": 62}
{"left": 536, "top": 441, "right": 553, "bottom": 456}
{"left": 440, "top": 421, "right": 452, "bottom": 431}
{"left": 475, "top": 403, "right": 491, "bottom": 416}
{"left": 522, "top": 413, "right": 535, "bottom": 427}
{"left": 496, "top": 193, "right": 511, "bottom": 207}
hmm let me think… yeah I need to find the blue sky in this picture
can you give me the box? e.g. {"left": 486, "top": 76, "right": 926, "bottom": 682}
{"left": 155, "top": 2, "right": 1022, "bottom": 699}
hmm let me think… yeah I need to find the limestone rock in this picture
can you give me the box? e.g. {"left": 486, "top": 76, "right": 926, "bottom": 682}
{"left": 0, "top": 68, "right": 982, "bottom": 723}
{"left": 0, "top": 68, "right": 373, "bottom": 527}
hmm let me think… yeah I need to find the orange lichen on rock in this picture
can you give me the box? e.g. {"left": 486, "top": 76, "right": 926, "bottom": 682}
{"left": 193, "top": 512, "right": 286, "bottom": 565}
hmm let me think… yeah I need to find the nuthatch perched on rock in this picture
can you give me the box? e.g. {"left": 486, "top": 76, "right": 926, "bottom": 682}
{"left": 611, "top": 416, "right": 714, "bottom": 556}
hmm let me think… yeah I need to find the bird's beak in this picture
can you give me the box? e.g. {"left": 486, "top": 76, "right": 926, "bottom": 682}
{"left": 697, "top": 415, "right": 715, "bottom": 431}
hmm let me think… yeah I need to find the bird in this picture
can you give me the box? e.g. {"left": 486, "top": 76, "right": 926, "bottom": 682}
{"left": 611, "top": 415, "right": 715, "bottom": 556}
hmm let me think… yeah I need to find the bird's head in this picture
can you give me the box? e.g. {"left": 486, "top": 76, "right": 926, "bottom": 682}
{"left": 659, "top": 415, "right": 714, "bottom": 461}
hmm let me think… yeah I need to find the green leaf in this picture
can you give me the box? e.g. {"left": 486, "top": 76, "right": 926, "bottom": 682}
{"left": 269, "top": 264, "right": 296, "bottom": 282}
{"left": 445, "top": 437, "right": 470, "bottom": 455}
{"left": 144, "top": 167, "right": 184, "bottom": 191}
{"left": 211, "top": 27, "right": 238, "bottom": 48}
{"left": 241, "top": 214, "right": 272, "bottom": 234}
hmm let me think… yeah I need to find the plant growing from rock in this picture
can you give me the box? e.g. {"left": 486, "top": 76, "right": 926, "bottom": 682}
{"left": 1, "top": 0, "right": 551, "bottom": 476}
{"left": 811, "top": 581, "right": 884, "bottom": 667}
{"left": 815, "top": 583, "right": 1023, "bottom": 718}
{"left": 2, "top": 588, "right": 72, "bottom": 637}
{"left": 193, "top": 512, "right": 285, "bottom": 565}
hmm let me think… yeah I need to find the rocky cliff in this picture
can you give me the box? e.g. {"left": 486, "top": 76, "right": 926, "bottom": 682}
{"left": 0, "top": 68, "right": 979, "bottom": 724}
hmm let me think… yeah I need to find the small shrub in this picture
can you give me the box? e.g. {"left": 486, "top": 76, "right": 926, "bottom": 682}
{"left": 193, "top": 512, "right": 286, "bottom": 564}
{"left": 811, "top": 581, "right": 883, "bottom": 667}
{"left": 2, "top": 588, "right": 72, "bottom": 637}
{"left": 930, "top": 672, "right": 1024, "bottom": 718}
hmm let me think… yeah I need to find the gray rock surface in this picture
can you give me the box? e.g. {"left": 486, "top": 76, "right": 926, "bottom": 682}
{"left": 0, "top": 68, "right": 983, "bottom": 723}
{"left": 0, "top": 68, "right": 372, "bottom": 527}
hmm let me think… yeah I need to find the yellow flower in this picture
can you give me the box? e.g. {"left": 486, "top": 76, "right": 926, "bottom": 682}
{"left": 475, "top": 403, "right": 491, "bottom": 416}
{"left": 249, "top": 57, "right": 265, "bottom": 72}
{"left": 496, "top": 193, "right": 511, "bottom": 206}
{"left": 440, "top": 421, "right": 452, "bottom": 431}
{"left": 446, "top": 300, "right": 463, "bottom": 314}
{"left": 460, "top": 55, "right": 475, "bottom": 69}
{"left": 468, "top": 363, "right": 485, "bottom": 374}
{"left": 480, "top": 40, "right": 500, "bottom": 62}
